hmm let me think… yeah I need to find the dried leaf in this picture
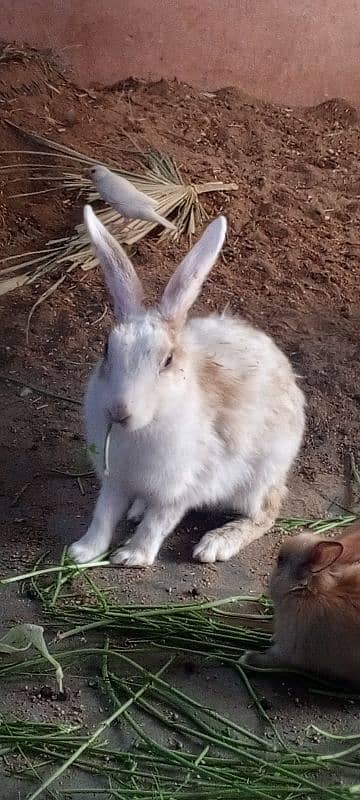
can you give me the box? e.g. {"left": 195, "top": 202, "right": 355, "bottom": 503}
{"left": 0, "top": 623, "right": 63, "bottom": 692}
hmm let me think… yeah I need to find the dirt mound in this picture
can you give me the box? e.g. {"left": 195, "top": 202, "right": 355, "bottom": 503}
{"left": 0, "top": 44, "right": 359, "bottom": 486}
{"left": 306, "top": 98, "right": 359, "bottom": 126}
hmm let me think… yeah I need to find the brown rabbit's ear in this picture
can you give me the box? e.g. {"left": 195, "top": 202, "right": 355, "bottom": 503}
{"left": 338, "top": 524, "right": 360, "bottom": 563}
{"left": 307, "top": 540, "right": 343, "bottom": 573}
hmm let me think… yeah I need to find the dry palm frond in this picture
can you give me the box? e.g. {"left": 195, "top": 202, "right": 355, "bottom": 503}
{"left": 0, "top": 123, "right": 237, "bottom": 334}
{"left": 0, "top": 44, "right": 29, "bottom": 64}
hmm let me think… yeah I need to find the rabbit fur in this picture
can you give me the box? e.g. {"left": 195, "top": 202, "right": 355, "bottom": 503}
{"left": 69, "top": 205, "right": 305, "bottom": 567}
{"left": 241, "top": 524, "right": 360, "bottom": 683}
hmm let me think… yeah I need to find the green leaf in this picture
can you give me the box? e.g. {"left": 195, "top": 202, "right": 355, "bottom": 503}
{"left": 0, "top": 623, "right": 63, "bottom": 692}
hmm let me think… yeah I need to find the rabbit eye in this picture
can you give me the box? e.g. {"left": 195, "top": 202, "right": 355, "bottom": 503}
{"left": 277, "top": 552, "right": 287, "bottom": 567}
{"left": 103, "top": 336, "right": 109, "bottom": 359}
{"left": 163, "top": 352, "right": 173, "bottom": 369}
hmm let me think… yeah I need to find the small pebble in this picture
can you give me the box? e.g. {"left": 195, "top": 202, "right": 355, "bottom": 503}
{"left": 63, "top": 108, "right": 78, "bottom": 126}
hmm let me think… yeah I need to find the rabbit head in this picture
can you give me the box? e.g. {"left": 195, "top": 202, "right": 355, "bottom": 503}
{"left": 270, "top": 532, "right": 344, "bottom": 601}
{"left": 83, "top": 205, "right": 226, "bottom": 432}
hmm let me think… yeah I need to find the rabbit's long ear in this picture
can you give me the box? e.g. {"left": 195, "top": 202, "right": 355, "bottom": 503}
{"left": 307, "top": 540, "right": 343, "bottom": 573}
{"left": 338, "top": 523, "right": 360, "bottom": 564}
{"left": 84, "top": 205, "right": 144, "bottom": 320}
{"left": 160, "top": 216, "right": 227, "bottom": 327}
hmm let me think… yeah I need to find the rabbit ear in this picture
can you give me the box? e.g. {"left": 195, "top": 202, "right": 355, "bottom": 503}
{"left": 83, "top": 205, "right": 144, "bottom": 320}
{"left": 307, "top": 540, "right": 343, "bottom": 573}
{"left": 338, "top": 524, "right": 360, "bottom": 564}
{"left": 160, "top": 216, "right": 227, "bottom": 326}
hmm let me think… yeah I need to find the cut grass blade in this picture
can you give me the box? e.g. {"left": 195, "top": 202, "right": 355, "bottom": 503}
{"left": 27, "top": 658, "right": 173, "bottom": 800}
{"left": 0, "top": 622, "right": 358, "bottom": 798}
{"left": 278, "top": 514, "right": 358, "bottom": 533}
{"left": 103, "top": 424, "right": 112, "bottom": 477}
{"left": 0, "top": 558, "right": 110, "bottom": 587}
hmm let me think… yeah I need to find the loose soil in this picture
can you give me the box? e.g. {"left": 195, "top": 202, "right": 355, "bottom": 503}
{"left": 0, "top": 45, "right": 359, "bottom": 797}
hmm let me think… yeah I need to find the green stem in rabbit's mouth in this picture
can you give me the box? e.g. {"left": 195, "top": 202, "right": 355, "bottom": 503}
{"left": 103, "top": 424, "right": 112, "bottom": 477}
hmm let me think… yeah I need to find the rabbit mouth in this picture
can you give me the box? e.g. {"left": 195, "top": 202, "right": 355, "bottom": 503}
{"left": 106, "top": 408, "right": 156, "bottom": 434}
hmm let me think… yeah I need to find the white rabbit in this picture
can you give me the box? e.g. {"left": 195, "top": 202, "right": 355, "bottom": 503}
{"left": 69, "top": 205, "right": 305, "bottom": 567}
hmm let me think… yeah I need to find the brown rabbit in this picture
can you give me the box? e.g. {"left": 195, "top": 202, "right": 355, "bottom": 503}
{"left": 241, "top": 523, "right": 360, "bottom": 683}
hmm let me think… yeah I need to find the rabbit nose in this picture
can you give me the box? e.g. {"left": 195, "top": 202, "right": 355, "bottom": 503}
{"left": 109, "top": 405, "right": 132, "bottom": 426}
{"left": 119, "top": 415, "right": 131, "bottom": 427}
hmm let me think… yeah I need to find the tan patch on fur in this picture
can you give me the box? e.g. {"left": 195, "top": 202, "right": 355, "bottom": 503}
{"left": 257, "top": 485, "right": 287, "bottom": 525}
{"left": 198, "top": 357, "right": 243, "bottom": 446}
{"left": 162, "top": 319, "right": 179, "bottom": 337}
{"left": 173, "top": 339, "right": 186, "bottom": 362}
{"left": 161, "top": 319, "right": 187, "bottom": 368}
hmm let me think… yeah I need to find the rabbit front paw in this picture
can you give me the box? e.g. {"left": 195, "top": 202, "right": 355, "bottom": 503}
{"left": 239, "top": 649, "right": 280, "bottom": 669}
{"left": 193, "top": 529, "right": 240, "bottom": 563}
{"left": 240, "top": 651, "right": 268, "bottom": 667}
{"left": 68, "top": 537, "right": 106, "bottom": 564}
{"left": 111, "top": 537, "right": 155, "bottom": 567}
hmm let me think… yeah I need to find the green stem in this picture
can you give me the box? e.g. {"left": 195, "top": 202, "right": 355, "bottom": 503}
{"left": 0, "top": 560, "right": 110, "bottom": 586}
{"left": 49, "top": 547, "right": 67, "bottom": 608}
{"left": 108, "top": 650, "right": 276, "bottom": 750}
{"left": 234, "top": 663, "right": 287, "bottom": 749}
{"left": 112, "top": 674, "right": 264, "bottom": 760}
{"left": 26, "top": 658, "right": 173, "bottom": 800}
